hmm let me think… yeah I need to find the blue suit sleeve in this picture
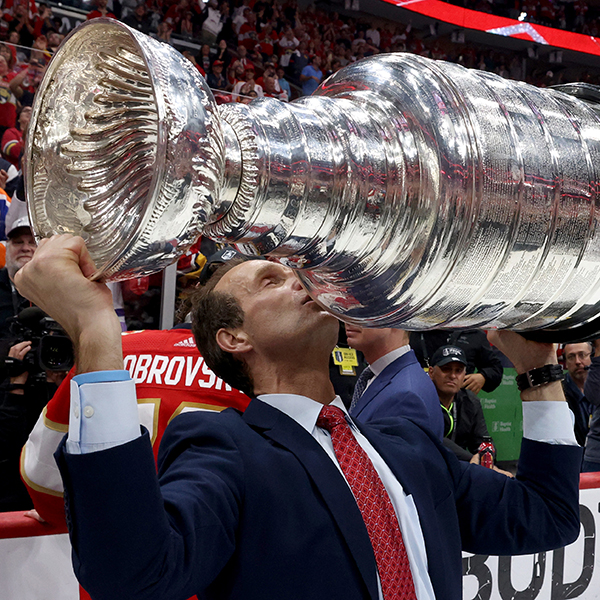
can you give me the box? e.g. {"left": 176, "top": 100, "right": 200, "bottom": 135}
{"left": 452, "top": 439, "right": 582, "bottom": 556}
{"left": 55, "top": 411, "right": 244, "bottom": 600}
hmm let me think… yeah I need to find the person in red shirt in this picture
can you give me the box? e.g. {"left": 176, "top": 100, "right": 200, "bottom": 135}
{"left": 86, "top": 0, "right": 116, "bottom": 20}
{"left": 237, "top": 7, "right": 258, "bottom": 52}
{"left": 256, "top": 22, "right": 278, "bottom": 61}
{"left": 1, "top": 104, "right": 30, "bottom": 167}
{"left": 0, "top": 55, "right": 17, "bottom": 139}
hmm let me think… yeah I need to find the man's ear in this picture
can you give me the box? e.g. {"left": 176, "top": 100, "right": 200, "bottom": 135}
{"left": 216, "top": 327, "right": 253, "bottom": 356}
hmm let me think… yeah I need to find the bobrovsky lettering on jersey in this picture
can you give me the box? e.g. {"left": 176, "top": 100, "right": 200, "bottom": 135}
{"left": 124, "top": 354, "right": 234, "bottom": 391}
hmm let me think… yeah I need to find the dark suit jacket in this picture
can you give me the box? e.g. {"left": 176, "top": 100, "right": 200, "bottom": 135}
{"left": 350, "top": 350, "right": 444, "bottom": 439}
{"left": 56, "top": 399, "right": 582, "bottom": 600}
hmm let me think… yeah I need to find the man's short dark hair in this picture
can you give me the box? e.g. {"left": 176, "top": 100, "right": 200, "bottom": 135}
{"left": 191, "top": 259, "right": 255, "bottom": 397}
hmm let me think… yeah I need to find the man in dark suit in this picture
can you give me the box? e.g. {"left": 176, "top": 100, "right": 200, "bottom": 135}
{"left": 15, "top": 236, "right": 582, "bottom": 600}
{"left": 346, "top": 325, "right": 443, "bottom": 438}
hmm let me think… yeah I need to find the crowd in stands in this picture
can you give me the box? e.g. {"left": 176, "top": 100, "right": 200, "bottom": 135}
{"left": 0, "top": 0, "right": 598, "bottom": 126}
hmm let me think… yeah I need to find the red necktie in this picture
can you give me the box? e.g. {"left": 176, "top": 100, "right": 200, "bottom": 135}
{"left": 317, "top": 405, "right": 417, "bottom": 600}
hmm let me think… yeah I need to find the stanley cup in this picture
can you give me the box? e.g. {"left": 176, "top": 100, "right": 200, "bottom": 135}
{"left": 24, "top": 19, "right": 600, "bottom": 337}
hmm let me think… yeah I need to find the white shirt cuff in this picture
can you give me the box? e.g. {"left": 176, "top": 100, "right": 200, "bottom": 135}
{"left": 66, "top": 372, "right": 140, "bottom": 455}
{"left": 522, "top": 401, "right": 579, "bottom": 446}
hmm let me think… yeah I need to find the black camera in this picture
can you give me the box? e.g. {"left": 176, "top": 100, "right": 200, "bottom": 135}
{"left": 1, "top": 307, "right": 74, "bottom": 383}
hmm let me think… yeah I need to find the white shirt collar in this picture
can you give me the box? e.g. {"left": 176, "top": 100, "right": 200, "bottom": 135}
{"left": 369, "top": 345, "right": 411, "bottom": 376}
{"left": 257, "top": 393, "right": 349, "bottom": 435}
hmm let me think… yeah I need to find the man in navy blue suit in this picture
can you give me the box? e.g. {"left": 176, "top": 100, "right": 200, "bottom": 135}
{"left": 15, "top": 236, "right": 582, "bottom": 600}
{"left": 345, "top": 325, "right": 443, "bottom": 438}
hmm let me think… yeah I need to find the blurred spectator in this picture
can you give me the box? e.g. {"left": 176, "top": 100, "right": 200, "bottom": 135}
{"left": 7, "top": 34, "right": 26, "bottom": 66}
{"left": 179, "top": 10, "right": 194, "bottom": 38}
{"left": 276, "top": 65, "right": 291, "bottom": 100}
{"left": 9, "top": 57, "right": 45, "bottom": 106}
{"left": 46, "top": 31, "right": 63, "bottom": 53}
{"left": 214, "top": 38, "right": 232, "bottom": 71}
{"left": 411, "top": 329, "right": 504, "bottom": 393}
{"left": 153, "top": 20, "right": 173, "bottom": 45}
{"left": 1, "top": 104, "right": 30, "bottom": 168}
{"left": 584, "top": 338, "right": 600, "bottom": 472}
{"left": 238, "top": 7, "right": 258, "bottom": 52}
{"left": 0, "top": 43, "right": 16, "bottom": 73}
{"left": 30, "top": 33, "right": 51, "bottom": 64}
{"left": 202, "top": 0, "right": 223, "bottom": 45}
{"left": 0, "top": 154, "right": 17, "bottom": 206}
{"left": 257, "top": 22, "right": 278, "bottom": 62}
{"left": 277, "top": 25, "right": 299, "bottom": 68}
{"left": 122, "top": 2, "right": 151, "bottom": 35}
{"left": 232, "top": 63, "right": 263, "bottom": 100}
{"left": 163, "top": 0, "right": 189, "bottom": 30}
{"left": 228, "top": 59, "right": 245, "bottom": 89}
{"left": 33, "top": 2, "right": 54, "bottom": 37}
{"left": 206, "top": 59, "right": 228, "bottom": 90}
{"left": 217, "top": 1, "right": 235, "bottom": 44}
{"left": 287, "top": 39, "right": 309, "bottom": 83}
{"left": 366, "top": 25, "right": 380, "bottom": 48}
{"left": 198, "top": 43, "right": 213, "bottom": 73}
{"left": 0, "top": 55, "right": 17, "bottom": 139}
{"left": 300, "top": 54, "right": 322, "bottom": 96}
{"left": 230, "top": 44, "right": 252, "bottom": 71}
{"left": 262, "top": 73, "right": 286, "bottom": 100}
{"left": 7, "top": 4, "right": 35, "bottom": 49}
{"left": 324, "top": 58, "right": 341, "bottom": 78}
{"left": 236, "top": 82, "right": 257, "bottom": 104}
{"left": 87, "top": 0, "right": 116, "bottom": 20}
{"left": 562, "top": 342, "right": 594, "bottom": 447}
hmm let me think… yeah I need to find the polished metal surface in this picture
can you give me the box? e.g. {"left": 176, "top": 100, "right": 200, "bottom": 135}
{"left": 25, "top": 19, "right": 224, "bottom": 280}
{"left": 25, "top": 19, "right": 600, "bottom": 333}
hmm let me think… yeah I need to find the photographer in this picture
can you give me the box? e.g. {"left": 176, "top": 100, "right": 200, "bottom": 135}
{"left": 0, "top": 308, "right": 72, "bottom": 511}
{"left": 0, "top": 216, "right": 35, "bottom": 345}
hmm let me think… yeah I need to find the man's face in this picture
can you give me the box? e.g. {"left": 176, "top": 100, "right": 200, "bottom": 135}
{"left": 429, "top": 362, "right": 467, "bottom": 397}
{"left": 6, "top": 230, "right": 36, "bottom": 280}
{"left": 19, "top": 106, "right": 32, "bottom": 130}
{"left": 215, "top": 261, "right": 338, "bottom": 357}
{"left": 564, "top": 343, "right": 592, "bottom": 386}
{"left": 345, "top": 325, "right": 383, "bottom": 353}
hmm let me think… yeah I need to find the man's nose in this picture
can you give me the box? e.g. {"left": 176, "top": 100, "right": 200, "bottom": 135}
{"left": 290, "top": 275, "right": 304, "bottom": 291}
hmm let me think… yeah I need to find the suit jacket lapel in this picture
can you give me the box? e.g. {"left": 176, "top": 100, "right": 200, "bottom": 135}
{"left": 353, "top": 353, "right": 415, "bottom": 417}
{"left": 243, "top": 399, "right": 380, "bottom": 600}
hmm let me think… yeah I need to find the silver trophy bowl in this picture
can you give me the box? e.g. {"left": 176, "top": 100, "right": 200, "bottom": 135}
{"left": 25, "top": 19, "right": 600, "bottom": 338}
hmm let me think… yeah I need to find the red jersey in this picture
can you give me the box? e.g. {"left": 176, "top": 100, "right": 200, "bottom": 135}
{"left": 21, "top": 328, "right": 251, "bottom": 526}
